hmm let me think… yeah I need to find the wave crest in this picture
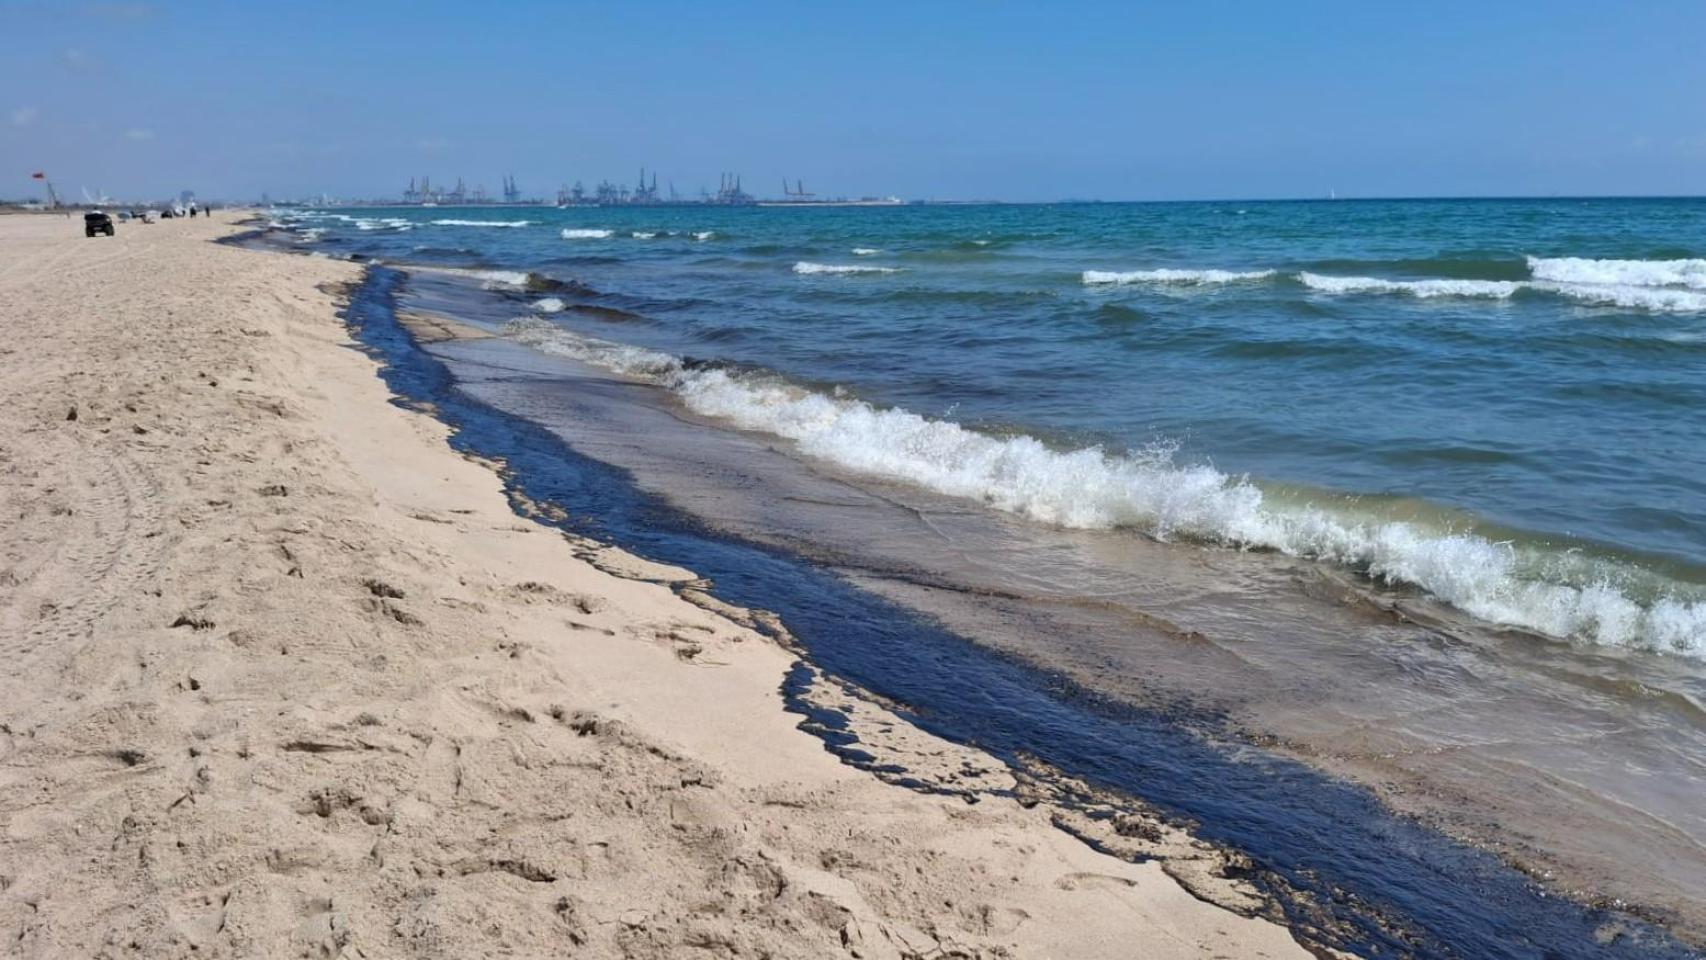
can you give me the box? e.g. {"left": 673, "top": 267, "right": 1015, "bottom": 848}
{"left": 476, "top": 270, "right": 530, "bottom": 290}
{"left": 1301, "top": 269, "right": 1706, "bottom": 311}
{"left": 794, "top": 261, "right": 902, "bottom": 275}
{"left": 1527, "top": 256, "right": 1706, "bottom": 289}
{"left": 1084, "top": 268, "right": 1277, "bottom": 285}
{"left": 1298, "top": 273, "right": 1522, "bottom": 299}
{"left": 431, "top": 219, "right": 532, "bottom": 228}
{"left": 1536, "top": 282, "right": 1706, "bottom": 313}
{"left": 561, "top": 228, "right": 614, "bottom": 239}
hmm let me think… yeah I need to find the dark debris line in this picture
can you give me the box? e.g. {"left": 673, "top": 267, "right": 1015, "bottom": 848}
{"left": 341, "top": 264, "right": 1699, "bottom": 960}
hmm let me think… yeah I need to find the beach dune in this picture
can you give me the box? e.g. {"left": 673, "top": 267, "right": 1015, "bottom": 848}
{"left": 0, "top": 213, "right": 1308, "bottom": 958}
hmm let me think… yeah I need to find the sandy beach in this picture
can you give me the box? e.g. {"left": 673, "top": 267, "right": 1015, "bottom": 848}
{"left": 0, "top": 213, "right": 1310, "bottom": 958}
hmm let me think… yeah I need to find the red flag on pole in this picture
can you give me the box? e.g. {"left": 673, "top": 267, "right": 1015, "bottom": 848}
{"left": 31, "top": 171, "right": 45, "bottom": 179}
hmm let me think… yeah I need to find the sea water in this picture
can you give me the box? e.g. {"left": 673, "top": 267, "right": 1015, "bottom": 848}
{"left": 271, "top": 198, "right": 1706, "bottom": 941}
{"left": 282, "top": 198, "right": 1706, "bottom": 653}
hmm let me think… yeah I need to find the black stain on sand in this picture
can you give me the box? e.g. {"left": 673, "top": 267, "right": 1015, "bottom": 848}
{"left": 339, "top": 263, "right": 1698, "bottom": 960}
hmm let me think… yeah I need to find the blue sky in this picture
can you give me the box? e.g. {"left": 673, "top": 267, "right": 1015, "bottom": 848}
{"left": 3, "top": 1, "right": 1703, "bottom": 202}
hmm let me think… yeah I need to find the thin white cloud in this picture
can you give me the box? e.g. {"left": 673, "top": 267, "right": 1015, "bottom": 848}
{"left": 125, "top": 128, "right": 154, "bottom": 141}
{"left": 10, "top": 106, "right": 37, "bottom": 127}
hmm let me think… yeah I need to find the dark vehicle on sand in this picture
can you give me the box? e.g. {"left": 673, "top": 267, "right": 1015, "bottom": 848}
{"left": 84, "top": 212, "right": 115, "bottom": 237}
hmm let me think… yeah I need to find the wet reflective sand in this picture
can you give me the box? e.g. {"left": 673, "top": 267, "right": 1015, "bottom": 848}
{"left": 397, "top": 268, "right": 1706, "bottom": 945}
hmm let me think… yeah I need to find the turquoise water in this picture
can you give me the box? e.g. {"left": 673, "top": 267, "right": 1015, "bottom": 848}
{"left": 274, "top": 198, "right": 1706, "bottom": 654}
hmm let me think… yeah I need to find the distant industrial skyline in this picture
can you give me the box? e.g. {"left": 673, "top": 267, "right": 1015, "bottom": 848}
{"left": 3, "top": 1, "right": 1704, "bottom": 203}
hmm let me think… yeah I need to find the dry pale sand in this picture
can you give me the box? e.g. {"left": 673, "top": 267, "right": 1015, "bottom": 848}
{"left": 0, "top": 212, "right": 1312, "bottom": 959}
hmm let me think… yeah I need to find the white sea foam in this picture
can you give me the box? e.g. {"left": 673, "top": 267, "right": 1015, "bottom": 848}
{"left": 531, "top": 297, "right": 567, "bottom": 313}
{"left": 1527, "top": 256, "right": 1706, "bottom": 289}
{"left": 501, "top": 316, "right": 1706, "bottom": 655}
{"left": 693, "top": 231, "right": 716, "bottom": 241}
{"left": 1297, "top": 273, "right": 1522, "bottom": 299}
{"left": 1536, "top": 282, "right": 1706, "bottom": 313}
{"left": 475, "top": 270, "right": 531, "bottom": 290}
{"left": 1084, "top": 268, "right": 1277, "bottom": 286}
{"left": 561, "top": 228, "right": 614, "bottom": 239}
{"left": 793, "top": 261, "right": 902, "bottom": 275}
{"left": 631, "top": 231, "right": 659, "bottom": 239}
{"left": 506, "top": 318, "right": 675, "bottom": 378}
{"left": 851, "top": 247, "right": 882, "bottom": 256}
{"left": 431, "top": 218, "right": 532, "bottom": 228}
{"left": 1300, "top": 269, "right": 1706, "bottom": 311}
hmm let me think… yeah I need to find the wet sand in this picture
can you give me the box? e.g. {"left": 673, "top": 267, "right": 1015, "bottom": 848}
{"left": 366, "top": 266, "right": 1706, "bottom": 955}
{"left": 0, "top": 213, "right": 1312, "bottom": 957}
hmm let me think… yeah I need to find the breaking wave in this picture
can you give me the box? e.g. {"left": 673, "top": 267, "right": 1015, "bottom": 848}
{"left": 1298, "top": 273, "right": 1523, "bottom": 299}
{"left": 501, "top": 318, "right": 1705, "bottom": 656}
{"left": 431, "top": 219, "right": 533, "bottom": 228}
{"left": 1081, "top": 258, "right": 1706, "bottom": 311}
{"left": 475, "top": 270, "right": 531, "bottom": 290}
{"left": 562, "top": 228, "right": 615, "bottom": 239}
{"left": 693, "top": 231, "right": 716, "bottom": 241}
{"left": 852, "top": 247, "right": 882, "bottom": 256}
{"left": 794, "top": 261, "right": 902, "bottom": 275}
{"left": 1535, "top": 282, "right": 1706, "bottom": 313}
{"left": 531, "top": 297, "right": 567, "bottom": 313}
{"left": 1299, "top": 262, "right": 1706, "bottom": 312}
{"left": 1085, "top": 268, "right": 1278, "bottom": 285}
{"left": 1527, "top": 256, "right": 1706, "bottom": 289}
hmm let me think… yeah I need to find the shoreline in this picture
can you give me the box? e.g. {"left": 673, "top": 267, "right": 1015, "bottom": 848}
{"left": 296, "top": 217, "right": 1706, "bottom": 958}
{"left": 339, "top": 257, "right": 1706, "bottom": 959}
{"left": 0, "top": 215, "right": 1311, "bottom": 956}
